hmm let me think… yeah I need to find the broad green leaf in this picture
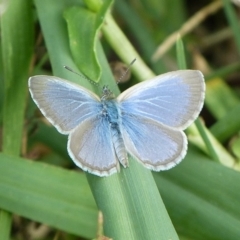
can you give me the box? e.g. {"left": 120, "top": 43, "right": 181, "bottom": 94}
{"left": 155, "top": 146, "right": 240, "bottom": 240}
{"left": 34, "top": 0, "right": 87, "bottom": 86}
{"left": 64, "top": 0, "right": 113, "bottom": 82}
{"left": 0, "top": 153, "right": 97, "bottom": 239}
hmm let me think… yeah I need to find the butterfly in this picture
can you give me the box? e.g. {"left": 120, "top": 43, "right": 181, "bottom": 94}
{"left": 28, "top": 70, "right": 205, "bottom": 177}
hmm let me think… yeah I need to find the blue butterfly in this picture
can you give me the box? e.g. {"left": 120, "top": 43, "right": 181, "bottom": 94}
{"left": 29, "top": 70, "right": 205, "bottom": 176}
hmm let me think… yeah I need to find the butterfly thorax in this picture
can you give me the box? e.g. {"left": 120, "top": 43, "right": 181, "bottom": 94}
{"left": 101, "top": 99, "right": 119, "bottom": 126}
{"left": 100, "top": 85, "right": 119, "bottom": 126}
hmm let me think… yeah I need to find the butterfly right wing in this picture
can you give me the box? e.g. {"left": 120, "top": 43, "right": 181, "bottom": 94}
{"left": 116, "top": 70, "right": 204, "bottom": 171}
{"left": 29, "top": 76, "right": 101, "bottom": 134}
{"left": 68, "top": 115, "right": 119, "bottom": 176}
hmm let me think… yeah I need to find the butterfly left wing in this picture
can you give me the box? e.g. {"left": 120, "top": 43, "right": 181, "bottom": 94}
{"left": 117, "top": 70, "right": 205, "bottom": 130}
{"left": 68, "top": 115, "right": 119, "bottom": 176}
{"left": 29, "top": 76, "right": 101, "bottom": 134}
{"left": 119, "top": 114, "right": 187, "bottom": 171}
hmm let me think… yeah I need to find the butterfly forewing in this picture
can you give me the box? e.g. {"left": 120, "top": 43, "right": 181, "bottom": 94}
{"left": 118, "top": 70, "right": 205, "bottom": 130}
{"left": 29, "top": 76, "right": 101, "bottom": 134}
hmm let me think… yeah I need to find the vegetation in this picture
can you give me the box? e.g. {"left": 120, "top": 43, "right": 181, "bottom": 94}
{"left": 0, "top": 0, "right": 240, "bottom": 239}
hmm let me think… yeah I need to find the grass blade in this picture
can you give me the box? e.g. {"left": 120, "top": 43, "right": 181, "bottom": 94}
{"left": 0, "top": 153, "right": 97, "bottom": 238}
{"left": 1, "top": 0, "right": 33, "bottom": 239}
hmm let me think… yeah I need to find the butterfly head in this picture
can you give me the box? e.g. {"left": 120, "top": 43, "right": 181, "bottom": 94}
{"left": 101, "top": 85, "right": 115, "bottom": 101}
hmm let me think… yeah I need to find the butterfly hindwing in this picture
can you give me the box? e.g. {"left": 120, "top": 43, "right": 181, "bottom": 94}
{"left": 68, "top": 115, "right": 119, "bottom": 176}
{"left": 120, "top": 114, "right": 187, "bottom": 170}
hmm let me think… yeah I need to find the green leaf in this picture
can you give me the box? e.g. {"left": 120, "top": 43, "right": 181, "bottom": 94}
{"left": 64, "top": 0, "right": 113, "bottom": 82}
{"left": 1, "top": 148, "right": 240, "bottom": 240}
{"left": 0, "top": 153, "right": 97, "bottom": 239}
{"left": 34, "top": 0, "right": 88, "bottom": 86}
{"left": 1, "top": 0, "right": 33, "bottom": 155}
{"left": 1, "top": 0, "right": 34, "bottom": 239}
{"left": 155, "top": 146, "right": 240, "bottom": 240}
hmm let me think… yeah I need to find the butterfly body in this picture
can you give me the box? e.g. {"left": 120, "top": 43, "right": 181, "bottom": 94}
{"left": 29, "top": 70, "right": 205, "bottom": 176}
{"left": 100, "top": 97, "right": 128, "bottom": 168}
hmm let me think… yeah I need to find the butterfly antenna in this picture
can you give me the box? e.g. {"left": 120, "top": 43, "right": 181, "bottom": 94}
{"left": 63, "top": 65, "right": 98, "bottom": 86}
{"left": 116, "top": 58, "right": 136, "bottom": 84}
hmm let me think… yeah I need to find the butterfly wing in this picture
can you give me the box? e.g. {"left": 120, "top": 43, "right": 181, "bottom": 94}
{"left": 68, "top": 115, "right": 119, "bottom": 176}
{"left": 120, "top": 114, "right": 187, "bottom": 171}
{"left": 118, "top": 70, "right": 205, "bottom": 129}
{"left": 29, "top": 76, "right": 101, "bottom": 134}
{"left": 117, "top": 70, "right": 204, "bottom": 170}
